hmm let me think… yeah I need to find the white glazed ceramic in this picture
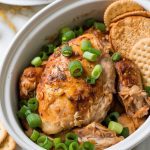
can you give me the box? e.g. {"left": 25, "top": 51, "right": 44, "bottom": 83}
{"left": 0, "top": 0, "right": 150, "bottom": 150}
{"left": 0, "top": 0, "right": 54, "bottom": 6}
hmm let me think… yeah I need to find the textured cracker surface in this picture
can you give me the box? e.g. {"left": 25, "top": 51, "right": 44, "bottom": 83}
{"left": 111, "top": 10, "right": 150, "bottom": 23}
{"left": 104, "top": 0, "right": 144, "bottom": 27}
{"left": 0, "top": 135, "right": 16, "bottom": 150}
{"left": 129, "top": 38, "right": 150, "bottom": 86}
{"left": 109, "top": 16, "right": 150, "bottom": 57}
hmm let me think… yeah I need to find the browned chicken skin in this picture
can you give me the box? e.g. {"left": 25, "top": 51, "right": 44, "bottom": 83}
{"left": 115, "top": 59, "right": 150, "bottom": 118}
{"left": 36, "top": 30, "right": 116, "bottom": 134}
{"left": 118, "top": 114, "right": 145, "bottom": 135}
{"left": 19, "top": 67, "right": 43, "bottom": 99}
{"left": 73, "top": 122, "right": 123, "bottom": 150}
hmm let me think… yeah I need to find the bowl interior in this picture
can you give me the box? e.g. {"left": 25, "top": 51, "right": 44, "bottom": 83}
{"left": 0, "top": 0, "right": 150, "bottom": 150}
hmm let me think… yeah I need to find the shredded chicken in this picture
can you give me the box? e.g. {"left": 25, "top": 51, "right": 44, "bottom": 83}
{"left": 115, "top": 59, "right": 150, "bottom": 118}
{"left": 118, "top": 114, "right": 135, "bottom": 134}
{"left": 19, "top": 67, "right": 43, "bottom": 99}
{"left": 73, "top": 122, "right": 123, "bottom": 150}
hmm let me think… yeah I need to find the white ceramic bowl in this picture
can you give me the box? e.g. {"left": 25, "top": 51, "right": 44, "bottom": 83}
{"left": 0, "top": 0, "right": 54, "bottom": 6}
{"left": 0, "top": 0, "right": 150, "bottom": 150}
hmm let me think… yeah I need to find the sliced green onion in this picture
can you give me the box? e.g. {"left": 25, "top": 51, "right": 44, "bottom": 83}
{"left": 83, "top": 18, "right": 96, "bottom": 28}
{"left": 31, "top": 57, "right": 42, "bottom": 67}
{"left": 86, "top": 77, "right": 96, "bottom": 85}
{"left": 17, "top": 105, "right": 31, "bottom": 119}
{"left": 112, "top": 52, "right": 121, "bottom": 62}
{"left": 94, "top": 22, "right": 106, "bottom": 32}
{"left": 65, "top": 132, "right": 78, "bottom": 146}
{"left": 88, "top": 48, "right": 101, "bottom": 56}
{"left": 144, "top": 86, "right": 150, "bottom": 96}
{"left": 26, "top": 113, "right": 42, "bottom": 128}
{"left": 69, "top": 61, "right": 83, "bottom": 77}
{"left": 61, "top": 45, "right": 73, "bottom": 57}
{"left": 121, "top": 127, "right": 129, "bottom": 138}
{"left": 69, "top": 142, "right": 79, "bottom": 150}
{"left": 25, "top": 110, "right": 32, "bottom": 117}
{"left": 27, "top": 98, "right": 38, "bottom": 112}
{"left": 55, "top": 143, "right": 68, "bottom": 150}
{"left": 60, "top": 27, "right": 71, "bottom": 35}
{"left": 108, "top": 121, "right": 123, "bottom": 134}
{"left": 102, "top": 116, "right": 111, "bottom": 126}
{"left": 73, "top": 26, "right": 84, "bottom": 36}
{"left": 53, "top": 138, "right": 62, "bottom": 148}
{"left": 39, "top": 51, "right": 49, "bottom": 61}
{"left": 91, "top": 64, "right": 103, "bottom": 79}
{"left": 30, "top": 130, "right": 40, "bottom": 142}
{"left": 80, "top": 141, "right": 95, "bottom": 150}
{"left": 62, "top": 31, "right": 75, "bottom": 42}
{"left": 109, "top": 112, "right": 120, "bottom": 122}
{"left": 83, "top": 52, "right": 97, "bottom": 62}
{"left": 81, "top": 39, "right": 92, "bottom": 52}
{"left": 37, "top": 135, "right": 53, "bottom": 150}
{"left": 42, "top": 44, "right": 55, "bottom": 55}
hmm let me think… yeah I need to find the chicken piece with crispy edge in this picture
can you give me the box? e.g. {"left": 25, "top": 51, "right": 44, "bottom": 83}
{"left": 19, "top": 67, "right": 43, "bottom": 100}
{"left": 36, "top": 29, "right": 116, "bottom": 135}
{"left": 115, "top": 58, "right": 150, "bottom": 118}
{"left": 73, "top": 122, "right": 123, "bottom": 150}
{"left": 118, "top": 114, "right": 135, "bottom": 134}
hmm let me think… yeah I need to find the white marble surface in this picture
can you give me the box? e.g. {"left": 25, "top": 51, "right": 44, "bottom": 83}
{"left": 0, "top": 3, "right": 149, "bottom": 150}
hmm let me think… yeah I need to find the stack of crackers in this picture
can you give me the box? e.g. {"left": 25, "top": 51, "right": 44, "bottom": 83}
{"left": 104, "top": 0, "right": 150, "bottom": 87}
{"left": 0, "top": 122, "right": 16, "bottom": 150}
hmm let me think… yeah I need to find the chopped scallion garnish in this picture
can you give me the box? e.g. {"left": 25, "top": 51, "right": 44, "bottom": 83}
{"left": 61, "top": 45, "right": 73, "bottom": 57}
{"left": 112, "top": 52, "right": 121, "bottom": 62}
{"left": 69, "top": 61, "right": 83, "bottom": 77}
{"left": 91, "top": 64, "right": 103, "bottom": 79}
{"left": 30, "top": 130, "right": 40, "bottom": 142}
{"left": 26, "top": 113, "right": 42, "bottom": 128}
{"left": 108, "top": 121, "right": 123, "bottom": 134}
{"left": 83, "top": 52, "right": 97, "bottom": 62}
{"left": 31, "top": 57, "right": 42, "bottom": 67}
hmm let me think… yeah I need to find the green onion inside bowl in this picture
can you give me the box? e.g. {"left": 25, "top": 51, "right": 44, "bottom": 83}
{"left": 69, "top": 60, "right": 83, "bottom": 77}
{"left": 83, "top": 52, "right": 97, "bottom": 62}
{"left": 91, "top": 64, "right": 103, "bottom": 79}
{"left": 37, "top": 135, "right": 53, "bottom": 150}
{"left": 108, "top": 121, "right": 123, "bottom": 134}
{"left": 61, "top": 45, "right": 73, "bottom": 57}
{"left": 26, "top": 113, "right": 42, "bottom": 128}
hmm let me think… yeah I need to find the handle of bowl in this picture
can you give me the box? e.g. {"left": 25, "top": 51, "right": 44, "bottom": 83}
{"left": 133, "top": 0, "right": 150, "bottom": 11}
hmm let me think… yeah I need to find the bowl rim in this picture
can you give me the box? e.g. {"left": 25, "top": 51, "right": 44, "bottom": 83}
{"left": 0, "top": 0, "right": 150, "bottom": 150}
{"left": 0, "top": 0, "right": 55, "bottom": 6}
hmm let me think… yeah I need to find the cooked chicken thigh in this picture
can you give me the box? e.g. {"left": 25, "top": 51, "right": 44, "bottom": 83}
{"left": 36, "top": 30, "right": 116, "bottom": 134}
{"left": 19, "top": 67, "right": 43, "bottom": 99}
{"left": 73, "top": 122, "right": 123, "bottom": 150}
{"left": 115, "top": 59, "right": 150, "bottom": 118}
{"left": 118, "top": 114, "right": 135, "bottom": 134}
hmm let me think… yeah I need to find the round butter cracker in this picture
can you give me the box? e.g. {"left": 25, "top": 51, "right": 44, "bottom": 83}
{"left": 0, "top": 135, "right": 16, "bottom": 150}
{"left": 111, "top": 10, "right": 150, "bottom": 23}
{"left": 104, "top": 0, "right": 144, "bottom": 28}
{"left": 109, "top": 16, "right": 150, "bottom": 57}
{"left": 129, "top": 38, "right": 150, "bottom": 86}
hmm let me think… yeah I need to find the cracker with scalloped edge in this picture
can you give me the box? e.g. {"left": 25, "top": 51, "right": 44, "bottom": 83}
{"left": 109, "top": 16, "right": 150, "bottom": 57}
{"left": 0, "top": 135, "right": 16, "bottom": 150}
{"left": 129, "top": 38, "right": 150, "bottom": 86}
{"left": 104, "top": 0, "right": 144, "bottom": 28}
{"left": 0, "top": 123, "right": 7, "bottom": 144}
{"left": 111, "top": 10, "right": 150, "bottom": 23}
